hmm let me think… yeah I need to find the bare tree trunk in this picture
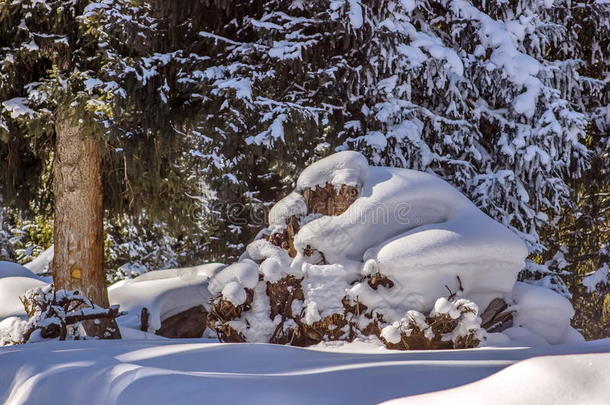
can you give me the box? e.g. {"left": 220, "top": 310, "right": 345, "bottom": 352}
{"left": 53, "top": 107, "right": 120, "bottom": 339}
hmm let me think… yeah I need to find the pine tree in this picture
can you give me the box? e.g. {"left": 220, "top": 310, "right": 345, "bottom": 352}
{"left": 185, "top": 0, "right": 607, "bottom": 266}
{"left": 0, "top": 1, "right": 114, "bottom": 327}
{"left": 0, "top": 0, "right": 210, "bottom": 335}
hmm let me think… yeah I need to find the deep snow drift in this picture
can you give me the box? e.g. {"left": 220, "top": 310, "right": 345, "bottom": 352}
{"left": 0, "top": 338, "right": 608, "bottom": 405}
{"left": 382, "top": 350, "right": 610, "bottom": 405}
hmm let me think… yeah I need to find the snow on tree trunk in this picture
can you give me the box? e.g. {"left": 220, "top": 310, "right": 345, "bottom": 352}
{"left": 53, "top": 107, "right": 120, "bottom": 339}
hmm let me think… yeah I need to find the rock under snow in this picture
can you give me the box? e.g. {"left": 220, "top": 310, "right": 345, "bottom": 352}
{"left": 109, "top": 263, "right": 224, "bottom": 333}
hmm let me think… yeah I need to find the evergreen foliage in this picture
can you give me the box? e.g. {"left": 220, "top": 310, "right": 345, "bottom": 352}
{"left": 0, "top": 0, "right": 608, "bottom": 336}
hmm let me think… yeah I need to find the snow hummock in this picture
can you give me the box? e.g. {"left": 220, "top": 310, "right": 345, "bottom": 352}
{"left": 108, "top": 263, "right": 224, "bottom": 332}
{"left": 207, "top": 151, "right": 578, "bottom": 346}
{"left": 0, "top": 316, "right": 28, "bottom": 345}
{"left": 208, "top": 260, "right": 258, "bottom": 301}
{"left": 24, "top": 246, "right": 54, "bottom": 275}
{"left": 292, "top": 152, "right": 527, "bottom": 315}
{"left": 511, "top": 281, "right": 582, "bottom": 345}
{"left": 0, "top": 277, "right": 48, "bottom": 320}
{"left": 0, "top": 338, "right": 608, "bottom": 405}
{"left": 383, "top": 352, "right": 610, "bottom": 405}
{"left": 296, "top": 150, "right": 368, "bottom": 191}
{"left": 267, "top": 191, "right": 307, "bottom": 233}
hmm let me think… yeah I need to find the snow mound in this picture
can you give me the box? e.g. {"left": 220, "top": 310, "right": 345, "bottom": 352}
{"left": 23, "top": 246, "right": 54, "bottom": 275}
{"left": 0, "top": 261, "right": 40, "bottom": 279}
{"left": 109, "top": 263, "right": 224, "bottom": 332}
{"left": 295, "top": 164, "right": 527, "bottom": 311}
{"left": 268, "top": 192, "right": 307, "bottom": 234}
{"left": 0, "top": 317, "right": 28, "bottom": 346}
{"left": 296, "top": 150, "right": 368, "bottom": 191}
{"left": 207, "top": 151, "right": 578, "bottom": 348}
{"left": 511, "top": 281, "right": 582, "bottom": 345}
{"left": 0, "top": 339, "right": 608, "bottom": 405}
{"left": 382, "top": 352, "right": 610, "bottom": 405}
{"left": 0, "top": 276, "right": 48, "bottom": 321}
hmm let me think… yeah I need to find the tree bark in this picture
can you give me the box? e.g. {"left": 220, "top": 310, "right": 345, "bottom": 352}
{"left": 53, "top": 107, "right": 120, "bottom": 339}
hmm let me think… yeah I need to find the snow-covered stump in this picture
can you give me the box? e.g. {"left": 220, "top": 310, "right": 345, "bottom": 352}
{"left": 206, "top": 151, "right": 582, "bottom": 348}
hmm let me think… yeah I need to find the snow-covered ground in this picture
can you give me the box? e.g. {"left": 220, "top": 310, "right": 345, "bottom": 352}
{"left": 1, "top": 337, "right": 609, "bottom": 405}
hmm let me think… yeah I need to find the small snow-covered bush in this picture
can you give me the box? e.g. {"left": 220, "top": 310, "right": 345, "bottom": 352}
{"left": 0, "top": 317, "right": 28, "bottom": 346}
{"left": 380, "top": 298, "right": 483, "bottom": 350}
{"left": 0, "top": 285, "right": 124, "bottom": 345}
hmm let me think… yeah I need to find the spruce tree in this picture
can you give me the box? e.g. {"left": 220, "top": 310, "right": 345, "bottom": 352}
{"left": 186, "top": 0, "right": 608, "bottom": 266}
{"left": 0, "top": 0, "right": 208, "bottom": 335}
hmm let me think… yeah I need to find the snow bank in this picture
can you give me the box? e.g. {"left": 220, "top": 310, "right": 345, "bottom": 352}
{"left": 0, "top": 339, "right": 608, "bottom": 405}
{"left": 23, "top": 246, "right": 54, "bottom": 275}
{"left": 0, "top": 261, "right": 40, "bottom": 279}
{"left": 109, "top": 263, "right": 224, "bottom": 332}
{"left": 0, "top": 277, "right": 48, "bottom": 321}
{"left": 511, "top": 281, "right": 582, "bottom": 345}
{"left": 383, "top": 352, "right": 610, "bottom": 405}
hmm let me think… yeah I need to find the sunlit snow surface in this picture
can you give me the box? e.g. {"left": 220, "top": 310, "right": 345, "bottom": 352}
{"left": 0, "top": 337, "right": 608, "bottom": 405}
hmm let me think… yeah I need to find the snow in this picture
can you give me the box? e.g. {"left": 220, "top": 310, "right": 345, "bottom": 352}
{"left": 267, "top": 191, "right": 307, "bottom": 233}
{"left": 293, "top": 153, "right": 527, "bottom": 315}
{"left": 583, "top": 264, "right": 609, "bottom": 293}
{"left": 221, "top": 281, "right": 248, "bottom": 306}
{"left": 0, "top": 260, "right": 225, "bottom": 336}
{"left": 24, "top": 246, "right": 54, "bottom": 275}
{"left": 0, "top": 277, "right": 48, "bottom": 320}
{"left": 213, "top": 78, "right": 253, "bottom": 100}
{"left": 448, "top": 0, "right": 543, "bottom": 117}
{"left": 0, "top": 261, "right": 40, "bottom": 279}
{"left": 1, "top": 97, "right": 36, "bottom": 119}
{"left": 347, "top": 0, "right": 363, "bottom": 29}
{"left": 511, "top": 281, "right": 581, "bottom": 345}
{"left": 0, "top": 317, "right": 27, "bottom": 345}
{"left": 108, "top": 264, "right": 224, "bottom": 332}
{"left": 383, "top": 352, "right": 610, "bottom": 405}
{"left": 0, "top": 338, "right": 608, "bottom": 405}
{"left": 207, "top": 261, "right": 258, "bottom": 297}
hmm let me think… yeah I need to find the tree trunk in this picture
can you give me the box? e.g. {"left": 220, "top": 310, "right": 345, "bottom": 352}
{"left": 53, "top": 107, "right": 120, "bottom": 339}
